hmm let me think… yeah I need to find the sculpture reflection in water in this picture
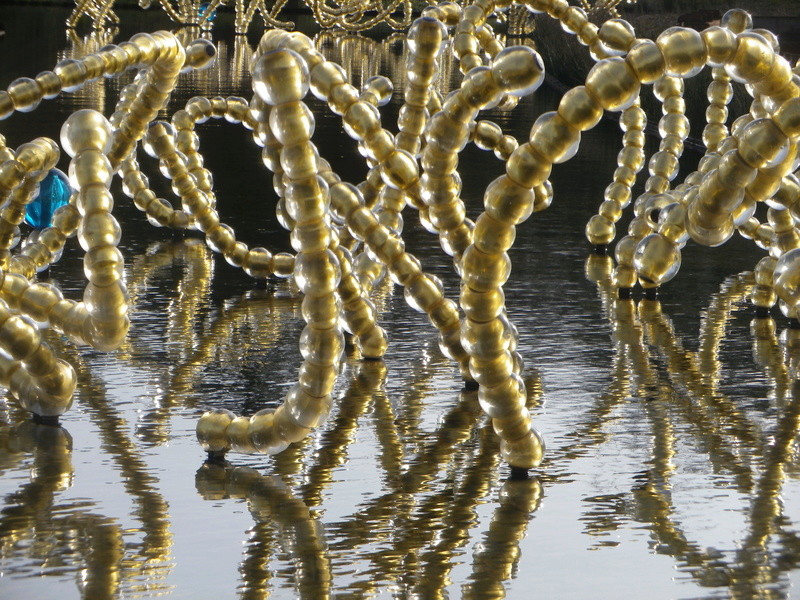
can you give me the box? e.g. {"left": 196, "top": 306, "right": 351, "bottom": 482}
{"left": 6, "top": 237, "right": 798, "bottom": 596}
{"left": 1, "top": 1, "right": 800, "bottom": 478}
{"left": 0, "top": 421, "right": 172, "bottom": 598}
{"left": 68, "top": 0, "right": 414, "bottom": 34}
{"left": 582, "top": 254, "right": 800, "bottom": 595}
{"left": 195, "top": 360, "right": 543, "bottom": 599}
{"left": 2, "top": 236, "right": 542, "bottom": 597}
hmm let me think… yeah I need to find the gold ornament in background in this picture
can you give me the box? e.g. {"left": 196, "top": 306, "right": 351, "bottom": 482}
{"left": 69, "top": 0, "right": 410, "bottom": 33}
{"left": 2, "top": 1, "right": 799, "bottom": 476}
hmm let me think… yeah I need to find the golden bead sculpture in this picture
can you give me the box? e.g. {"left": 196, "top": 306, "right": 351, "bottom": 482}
{"left": 3, "top": 4, "right": 800, "bottom": 478}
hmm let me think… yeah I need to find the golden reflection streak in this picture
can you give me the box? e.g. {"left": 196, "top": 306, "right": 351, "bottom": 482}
{"left": 586, "top": 256, "right": 800, "bottom": 594}
{"left": 197, "top": 388, "right": 542, "bottom": 597}
{"left": 0, "top": 422, "right": 125, "bottom": 600}
{"left": 631, "top": 381, "right": 800, "bottom": 594}
{"left": 195, "top": 462, "right": 331, "bottom": 600}
{"left": 317, "top": 391, "right": 502, "bottom": 597}
{"left": 551, "top": 256, "right": 658, "bottom": 468}
{"left": 238, "top": 521, "right": 277, "bottom": 600}
{"left": 407, "top": 423, "right": 503, "bottom": 600}
{"left": 638, "top": 298, "right": 756, "bottom": 491}
{"left": 594, "top": 267, "right": 765, "bottom": 483}
{"left": 299, "top": 359, "right": 388, "bottom": 508}
{"left": 461, "top": 476, "right": 543, "bottom": 600}
{"left": 751, "top": 316, "right": 791, "bottom": 410}
{"left": 45, "top": 334, "right": 175, "bottom": 596}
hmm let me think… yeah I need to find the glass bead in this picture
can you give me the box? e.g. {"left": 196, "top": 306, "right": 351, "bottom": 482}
{"left": 739, "top": 118, "right": 788, "bottom": 169}
{"left": 703, "top": 27, "right": 738, "bottom": 68}
{"left": 558, "top": 86, "right": 603, "bottom": 131}
{"left": 626, "top": 40, "right": 665, "bottom": 84}
{"left": 280, "top": 142, "right": 320, "bottom": 180}
{"left": 299, "top": 324, "right": 344, "bottom": 366}
{"left": 506, "top": 144, "right": 552, "bottom": 189}
{"left": 381, "top": 150, "right": 419, "bottom": 190}
{"left": 290, "top": 220, "right": 331, "bottom": 254}
{"left": 500, "top": 429, "right": 545, "bottom": 469}
{"left": 586, "top": 214, "right": 615, "bottom": 245}
{"left": 686, "top": 209, "right": 735, "bottom": 246}
{"left": 270, "top": 101, "right": 315, "bottom": 146}
{"left": 755, "top": 255, "right": 777, "bottom": 286}
{"left": 403, "top": 273, "right": 445, "bottom": 313}
{"left": 197, "top": 408, "right": 235, "bottom": 452}
{"left": 774, "top": 248, "right": 800, "bottom": 308}
{"left": 473, "top": 214, "right": 516, "bottom": 254}
{"left": 8, "top": 77, "right": 42, "bottom": 113}
{"left": 656, "top": 27, "right": 707, "bottom": 78}
{"left": 461, "top": 315, "right": 514, "bottom": 358}
{"left": 492, "top": 46, "right": 545, "bottom": 97}
{"left": 470, "top": 350, "right": 515, "bottom": 388}
{"left": 293, "top": 249, "right": 341, "bottom": 297}
{"left": 77, "top": 211, "right": 121, "bottom": 252}
{"left": 585, "top": 57, "right": 641, "bottom": 112}
{"left": 598, "top": 18, "right": 636, "bottom": 55}
{"left": 84, "top": 246, "right": 124, "bottom": 287}
{"left": 461, "top": 246, "right": 511, "bottom": 292}
{"left": 477, "top": 372, "right": 526, "bottom": 418}
{"left": 54, "top": 59, "right": 89, "bottom": 93}
{"left": 720, "top": 8, "right": 752, "bottom": 34}
{"left": 358, "top": 326, "right": 388, "bottom": 359}
{"left": 343, "top": 101, "right": 381, "bottom": 140}
{"left": 633, "top": 233, "right": 681, "bottom": 285}
{"left": 529, "top": 111, "right": 580, "bottom": 164}
{"left": 285, "top": 176, "right": 330, "bottom": 225}
{"left": 285, "top": 384, "right": 332, "bottom": 428}
{"left": 253, "top": 49, "right": 310, "bottom": 105}
{"left": 388, "top": 253, "right": 422, "bottom": 286}
{"left": 725, "top": 33, "right": 774, "bottom": 84}
{"left": 60, "top": 109, "right": 114, "bottom": 157}
{"left": 25, "top": 169, "right": 72, "bottom": 230}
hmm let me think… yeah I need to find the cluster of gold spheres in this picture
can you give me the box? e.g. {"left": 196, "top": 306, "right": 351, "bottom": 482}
{"left": 1, "top": 0, "right": 799, "bottom": 474}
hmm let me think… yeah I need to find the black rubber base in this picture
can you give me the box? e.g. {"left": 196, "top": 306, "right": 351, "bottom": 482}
{"left": 463, "top": 380, "right": 479, "bottom": 391}
{"left": 592, "top": 245, "right": 608, "bottom": 256}
{"left": 643, "top": 287, "right": 659, "bottom": 300}
{"left": 790, "top": 319, "right": 800, "bottom": 330}
{"left": 509, "top": 466, "right": 529, "bottom": 480}
{"left": 618, "top": 287, "right": 633, "bottom": 299}
{"left": 32, "top": 414, "right": 59, "bottom": 426}
{"left": 206, "top": 450, "right": 228, "bottom": 464}
{"left": 754, "top": 306, "right": 772, "bottom": 319}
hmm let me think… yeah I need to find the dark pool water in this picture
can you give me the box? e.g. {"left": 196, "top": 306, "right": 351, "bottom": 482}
{"left": 0, "top": 4, "right": 798, "bottom": 599}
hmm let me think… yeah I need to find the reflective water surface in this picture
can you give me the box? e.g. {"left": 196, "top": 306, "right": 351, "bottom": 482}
{"left": 1, "top": 5, "right": 799, "bottom": 599}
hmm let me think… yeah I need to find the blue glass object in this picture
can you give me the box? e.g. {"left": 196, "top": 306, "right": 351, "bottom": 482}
{"left": 199, "top": 2, "right": 217, "bottom": 21}
{"left": 25, "top": 168, "right": 72, "bottom": 230}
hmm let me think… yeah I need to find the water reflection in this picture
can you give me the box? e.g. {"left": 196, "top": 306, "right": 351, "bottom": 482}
{"left": 0, "top": 422, "right": 124, "bottom": 599}
{"left": 2, "top": 226, "right": 799, "bottom": 596}
{"left": 580, "top": 255, "right": 800, "bottom": 597}
{"left": 0, "top": 8, "right": 799, "bottom": 598}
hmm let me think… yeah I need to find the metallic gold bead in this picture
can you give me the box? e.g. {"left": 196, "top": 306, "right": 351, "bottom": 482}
{"left": 626, "top": 40, "right": 666, "bottom": 84}
{"left": 492, "top": 46, "right": 545, "bottom": 97}
{"left": 60, "top": 109, "right": 114, "bottom": 157}
{"left": 253, "top": 49, "right": 309, "bottom": 105}
{"left": 598, "top": 18, "right": 636, "bottom": 55}
{"left": 270, "top": 101, "right": 315, "bottom": 146}
{"left": 586, "top": 57, "right": 641, "bottom": 112}
{"left": 7, "top": 78, "right": 43, "bottom": 113}
{"left": 720, "top": 8, "right": 752, "bottom": 34}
